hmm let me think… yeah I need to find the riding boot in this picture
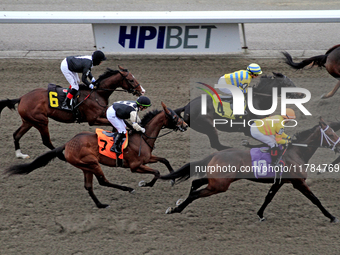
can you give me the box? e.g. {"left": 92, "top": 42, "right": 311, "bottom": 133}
{"left": 270, "top": 146, "right": 281, "bottom": 167}
{"left": 61, "top": 97, "right": 72, "bottom": 110}
{"left": 110, "top": 133, "right": 125, "bottom": 154}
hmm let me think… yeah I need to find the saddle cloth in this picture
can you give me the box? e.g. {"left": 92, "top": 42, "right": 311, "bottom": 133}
{"left": 212, "top": 94, "right": 246, "bottom": 119}
{"left": 250, "top": 147, "right": 278, "bottom": 179}
{"left": 96, "top": 128, "right": 128, "bottom": 160}
{"left": 47, "top": 83, "right": 79, "bottom": 110}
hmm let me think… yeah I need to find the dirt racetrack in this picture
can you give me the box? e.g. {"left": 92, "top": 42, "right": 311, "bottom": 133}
{"left": 1, "top": 56, "right": 340, "bottom": 254}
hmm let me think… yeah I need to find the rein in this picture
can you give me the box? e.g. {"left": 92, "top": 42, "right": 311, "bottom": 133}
{"left": 139, "top": 129, "right": 175, "bottom": 153}
{"left": 292, "top": 125, "right": 340, "bottom": 151}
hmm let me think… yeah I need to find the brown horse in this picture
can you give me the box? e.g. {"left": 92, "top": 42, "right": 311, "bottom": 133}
{"left": 282, "top": 44, "right": 340, "bottom": 99}
{"left": 161, "top": 117, "right": 339, "bottom": 223}
{"left": 5, "top": 102, "right": 188, "bottom": 208}
{"left": 0, "top": 65, "right": 145, "bottom": 159}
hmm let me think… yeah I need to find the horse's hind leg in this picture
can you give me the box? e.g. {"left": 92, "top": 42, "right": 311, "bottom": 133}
{"left": 257, "top": 182, "right": 284, "bottom": 221}
{"left": 84, "top": 172, "right": 109, "bottom": 208}
{"left": 36, "top": 123, "right": 55, "bottom": 150}
{"left": 166, "top": 178, "right": 228, "bottom": 214}
{"left": 13, "top": 121, "right": 32, "bottom": 159}
{"left": 291, "top": 179, "right": 338, "bottom": 223}
{"left": 321, "top": 80, "right": 340, "bottom": 99}
{"left": 83, "top": 167, "right": 135, "bottom": 208}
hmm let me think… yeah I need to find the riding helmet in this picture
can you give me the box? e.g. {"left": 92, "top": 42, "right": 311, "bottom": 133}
{"left": 92, "top": 50, "right": 107, "bottom": 66}
{"left": 282, "top": 108, "right": 296, "bottom": 119}
{"left": 136, "top": 96, "right": 152, "bottom": 107}
{"left": 247, "top": 63, "right": 262, "bottom": 75}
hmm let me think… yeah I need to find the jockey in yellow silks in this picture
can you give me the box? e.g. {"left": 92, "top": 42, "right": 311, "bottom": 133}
{"left": 250, "top": 108, "right": 296, "bottom": 166}
{"left": 218, "top": 63, "right": 262, "bottom": 94}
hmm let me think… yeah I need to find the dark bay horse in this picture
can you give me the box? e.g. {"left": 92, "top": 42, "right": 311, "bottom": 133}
{"left": 5, "top": 102, "right": 188, "bottom": 208}
{"left": 175, "top": 72, "right": 301, "bottom": 150}
{"left": 161, "top": 117, "right": 339, "bottom": 223}
{"left": 283, "top": 44, "right": 340, "bottom": 99}
{"left": 0, "top": 65, "right": 145, "bottom": 159}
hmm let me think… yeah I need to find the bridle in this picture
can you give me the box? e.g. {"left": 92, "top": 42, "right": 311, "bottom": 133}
{"left": 320, "top": 125, "right": 340, "bottom": 151}
{"left": 138, "top": 110, "right": 187, "bottom": 155}
{"left": 119, "top": 70, "right": 142, "bottom": 95}
{"left": 293, "top": 125, "right": 340, "bottom": 151}
{"left": 94, "top": 70, "right": 142, "bottom": 95}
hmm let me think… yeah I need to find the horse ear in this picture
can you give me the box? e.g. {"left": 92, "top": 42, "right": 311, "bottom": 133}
{"left": 161, "top": 102, "right": 171, "bottom": 114}
{"left": 118, "top": 65, "right": 128, "bottom": 72}
{"left": 272, "top": 72, "right": 284, "bottom": 78}
{"left": 319, "top": 116, "right": 326, "bottom": 127}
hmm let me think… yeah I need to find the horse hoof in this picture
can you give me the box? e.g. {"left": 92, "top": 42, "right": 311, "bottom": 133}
{"left": 176, "top": 198, "right": 184, "bottom": 206}
{"left": 138, "top": 180, "right": 146, "bottom": 187}
{"left": 331, "top": 217, "right": 339, "bottom": 223}
{"left": 258, "top": 217, "right": 266, "bottom": 222}
{"left": 129, "top": 189, "right": 136, "bottom": 194}
{"left": 241, "top": 140, "right": 249, "bottom": 146}
{"left": 15, "top": 150, "right": 30, "bottom": 159}
{"left": 170, "top": 180, "right": 175, "bottom": 187}
{"left": 98, "top": 204, "right": 110, "bottom": 209}
{"left": 165, "top": 207, "right": 173, "bottom": 214}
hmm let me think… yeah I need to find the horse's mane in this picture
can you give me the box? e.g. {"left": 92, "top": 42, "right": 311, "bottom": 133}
{"left": 96, "top": 68, "right": 120, "bottom": 83}
{"left": 253, "top": 72, "right": 287, "bottom": 93}
{"left": 140, "top": 109, "right": 162, "bottom": 127}
{"left": 326, "top": 44, "right": 340, "bottom": 55}
{"left": 294, "top": 124, "right": 319, "bottom": 142}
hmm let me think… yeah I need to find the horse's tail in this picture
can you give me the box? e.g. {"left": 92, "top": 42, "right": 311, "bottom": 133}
{"left": 0, "top": 98, "right": 20, "bottom": 116}
{"left": 160, "top": 162, "right": 191, "bottom": 182}
{"left": 4, "top": 145, "right": 65, "bottom": 176}
{"left": 282, "top": 51, "right": 327, "bottom": 69}
{"left": 160, "top": 153, "right": 216, "bottom": 183}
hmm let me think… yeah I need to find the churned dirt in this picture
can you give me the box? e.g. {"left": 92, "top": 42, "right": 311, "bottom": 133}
{"left": 1, "top": 56, "right": 340, "bottom": 254}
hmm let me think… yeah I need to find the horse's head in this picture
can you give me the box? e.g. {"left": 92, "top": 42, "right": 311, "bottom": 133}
{"left": 118, "top": 65, "right": 145, "bottom": 96}
{"left": 294, "top": 117, "right": 340, "bottom": 153}
{"left": 161, "top": 102, "right": 188, "bottom": 132}
{"left": 254, "top": 72, "right": 303, "bottom": 99}
{"left": 318, "top": 117, "right": 340, "bottom": 153}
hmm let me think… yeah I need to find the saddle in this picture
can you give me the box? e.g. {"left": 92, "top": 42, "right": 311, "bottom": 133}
{"left": 211, "top": 94, "right": 247, "bottom": 119}
{"left": 96, "top": 129, "right": 128, "bottom": 161}
{"left": 47, "top": 83, "right": 80, "bottom": 111}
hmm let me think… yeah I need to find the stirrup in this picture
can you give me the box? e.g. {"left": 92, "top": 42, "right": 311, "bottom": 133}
{"left": 61, "top": 102, "right": 71, "bottom": 110}
{"left": 110, "top": 145, "right": 121, "bottom": 154}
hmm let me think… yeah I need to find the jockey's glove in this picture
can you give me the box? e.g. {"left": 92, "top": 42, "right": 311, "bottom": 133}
{"left": 132, "top": 122, "right": 145, "bottom": 133}
{"left": 89, "top": 84, "right": 94, "bottom": 89}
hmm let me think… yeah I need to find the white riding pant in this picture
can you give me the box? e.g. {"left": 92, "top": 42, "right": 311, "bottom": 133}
{"left": 250, "top": 123, "right": 277, "bottom": 148}
{"left": 60, "top": 58, "right": 80, "bottom": 90}
{"left": 106, "top": 106, "right": 127, "bottom": 133}
{"left": 217, "top": 76, "right": 232, "bottom": 95}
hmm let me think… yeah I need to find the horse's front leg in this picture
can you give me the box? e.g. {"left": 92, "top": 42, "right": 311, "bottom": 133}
{"left": 148, "top": 155, "right": 174, "bottom": 173}
{"left": 133, "top": 165, "right": 160, "bottom": 188}
{"left": 148, "top": 155, "right": 176, "bottom": 186}
{"left": 257, "top": 182, "right": 284, "bottom": 221}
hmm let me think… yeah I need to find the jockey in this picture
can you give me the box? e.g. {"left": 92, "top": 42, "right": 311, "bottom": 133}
{"left": 60, "top": 50, "right": 107, "bottom": 110}
{"left": 218, "top": 63, "right": 262, "bottom": 95}
{"left": 250, "top": 108, "right": 296, "bottom": 166}
{"left": 106, "top": 96, "right": 152, "bottom": 154}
